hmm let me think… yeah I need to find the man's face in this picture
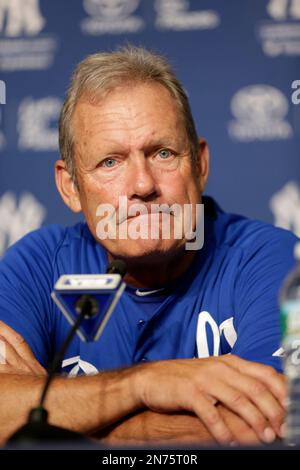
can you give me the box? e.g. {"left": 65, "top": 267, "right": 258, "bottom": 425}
{"left": 66, "top": 82, "right": 207, "bottom": 260}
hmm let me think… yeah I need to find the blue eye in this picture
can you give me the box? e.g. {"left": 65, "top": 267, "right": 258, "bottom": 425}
{"left": 158, "top": 149, "right": 172, "bottom": 159}
{"left": 102, "top": 158, "right": 117, "bottom": 168}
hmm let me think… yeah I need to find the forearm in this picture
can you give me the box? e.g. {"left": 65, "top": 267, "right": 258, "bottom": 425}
{"left": 0, "top": 343, "right": 286, "bottom": 446}
{"left": 97, "top": 410, "right": 214, "bottom": 445}
{"left": 0, "top": 367, "right": 142, "bottom": 443}
{"left": 96, "top": 405, "right": 264, "bottom": 446}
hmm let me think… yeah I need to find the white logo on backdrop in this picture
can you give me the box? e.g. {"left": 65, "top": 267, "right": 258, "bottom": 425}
{"left": 0, "top": 0, "right": 57, "bottom": 71}
{"left": 81, "top": 0, "right": 144, "bottom": 35}
{"left": 18, "top": 97, "right": 61, "bottom": 151}
{"left": 0, "top": 0, "right": 45, "bottom": 37}
{"left": 270, "top": 181, "right": 300, "bottom": 237}
{"left": 84, "top": 0, "right": 139, "bottom": 18}
{"left": 0, "top": 79, "right": 5, "bottom": 104}
{"left": 258, "top": 0, "right": 300, "bottom": 56}
{"left": 0, "top": 107, "right": 5, "bottom": 151}
{"left": 0, "top": 192, "right": 46, "bottom": 257}
{"left": 155, "top": 0, "right": 220, "bottom": 31}
{"left": 228, "top": 85, "right": 293, "bottom": 141}
{"left": 267, "top": 0, "right": 300, "bottom": 20}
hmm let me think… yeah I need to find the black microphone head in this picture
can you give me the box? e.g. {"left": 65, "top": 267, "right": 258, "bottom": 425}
{"left": 107, "top": 259, "right": 127, "bottom": 278}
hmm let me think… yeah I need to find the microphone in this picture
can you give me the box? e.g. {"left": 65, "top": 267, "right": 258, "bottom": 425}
{"left": 51, "top": 259, "right": 127, "bottom": 342}
{"left": 107, "top": 259, "right": 127, "bottom": 276}
{"left": 8, "top": 260, "right": 127, "bottom": 446}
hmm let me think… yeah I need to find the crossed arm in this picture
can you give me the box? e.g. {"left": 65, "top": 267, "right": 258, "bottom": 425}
{"left": 0, "top": 321, "right": 285, "bottom": 446}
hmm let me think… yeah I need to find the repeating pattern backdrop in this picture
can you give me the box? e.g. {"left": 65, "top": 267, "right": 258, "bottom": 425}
{"left": 0, "top": 0, "right": 299, "bottom": 257}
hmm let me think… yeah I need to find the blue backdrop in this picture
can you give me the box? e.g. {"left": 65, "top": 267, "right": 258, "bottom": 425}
{"left": 0, "top": 0, "right": 299, "bottom": 257}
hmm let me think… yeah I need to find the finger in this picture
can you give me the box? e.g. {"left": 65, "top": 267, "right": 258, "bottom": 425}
{"left": 0, "top": 364, "right": 15, "bottom": 374}
{"left": 220, "top": 355, "right": 286, "bottom": 406}
{"left": 231, "top": 373, "right": 284, "bottom": 436}
{"left": 0, "top": 364, "right": 35, "bottom": 375}
{"left": 193, "top": 395, "right": 234, "bottom": 445}
{"left": 208, "top": 374, "right": 274, "bottom": 443}
{"left": 0, "top": 321, "right": 37, "bottom": 363}
{"left": 0, "top": 338, "right": 6, "bottom": 364}
{"left": 0, "top": 322, "right": 46, "bottom": 375}
{"left": 218, "top": 405, "right": 260, "bottom": 445}
{"left": 0, "top": 336, "right": 37, "bottom": 375}
{"left": 0, "top": 336, "right": 32, "bottom": 372}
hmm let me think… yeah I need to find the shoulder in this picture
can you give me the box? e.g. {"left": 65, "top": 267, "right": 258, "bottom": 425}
{"left": 203, "top": 197, "right": 299, "bottom": 294}
{"left": 207, "top": 197, "right": 298, "bottom": 260}
{"left": 0, "top": 222, "right": 91, "bottom": 271}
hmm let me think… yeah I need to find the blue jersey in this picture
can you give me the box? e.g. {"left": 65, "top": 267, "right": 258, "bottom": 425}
{"left": 0, "top": 197, "right": 297, "bottom": 375}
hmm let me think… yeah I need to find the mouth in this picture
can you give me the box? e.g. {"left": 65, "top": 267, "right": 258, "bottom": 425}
{"left": 119, "top": 210, "right": 175, "bottom": 225}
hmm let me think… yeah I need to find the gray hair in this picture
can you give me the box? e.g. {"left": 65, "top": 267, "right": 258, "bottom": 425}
{"left": 59, "top": 45, "right": 199, "bottom": 181}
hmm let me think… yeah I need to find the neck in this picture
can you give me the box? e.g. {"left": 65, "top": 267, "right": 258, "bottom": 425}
{"left": 108, "top": 248, "right": 196, "bottom": 288}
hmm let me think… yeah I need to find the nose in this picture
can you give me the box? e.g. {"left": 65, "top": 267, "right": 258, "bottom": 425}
{"left": 127, "top": 156, "right": 158, "bottom": 201}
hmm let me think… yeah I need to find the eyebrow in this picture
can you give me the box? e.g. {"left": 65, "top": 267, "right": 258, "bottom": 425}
{"left": 96, "top": 136, "right": 182, "bottom": 157}
{"left": 143, "top": 139, "right": 179, "bottom": 154}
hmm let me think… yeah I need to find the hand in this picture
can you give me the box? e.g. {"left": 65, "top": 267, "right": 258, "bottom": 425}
{"left": 217, "top": 404, "right": 264, "bottom": 445}
{"left": 0, "top": 321, "right": 46, "bottom": 376}
{"left": 135, "top": 355, "right": 285, "bottom": 445}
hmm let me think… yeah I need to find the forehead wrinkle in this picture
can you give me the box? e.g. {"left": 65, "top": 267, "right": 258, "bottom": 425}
{"left": 74, "top": 97, "right": 149, "bottom": 136}
{"left": 73, "top": 84, "right": 188, "bottom": 160}
{"left": 100, "top": 109, "right": 185, "bottom": 152}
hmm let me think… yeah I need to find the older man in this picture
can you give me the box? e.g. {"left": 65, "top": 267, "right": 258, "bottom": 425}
{"left": 0, "top": 46, "right": 297, "bottom": 446}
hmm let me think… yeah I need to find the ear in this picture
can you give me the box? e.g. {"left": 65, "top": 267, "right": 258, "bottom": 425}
{"left": 195, "top": 138, "right": 210, "bottom": 193}
{"left": 55, "top": 160, "right": 82, "bottom": 213}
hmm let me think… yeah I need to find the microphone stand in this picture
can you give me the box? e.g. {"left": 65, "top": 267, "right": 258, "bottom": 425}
{"left": 8, "top": 298, "right": 94, "bottom": 445}
{"left": 8, "top": 260, "right": 127, "bottom": 446}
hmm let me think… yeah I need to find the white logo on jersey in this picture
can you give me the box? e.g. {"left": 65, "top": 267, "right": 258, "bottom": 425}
{"left": 196, "top": 311, "right": 283, "bottom": 360}
{"left": 61, "top": 356, "right": 99, "bottom": 376}
{"left": 0, "top": 0, "right": 45, "bottom": 37}
{"left": 0, "top": 192, "right": 46, "bottom": 257}
{"left": 135, "top": 288, "right": 165, "bottom": 296}
{"left": 272, "top": 347, "right": 284, "bottom": 357}
{"left": 196, "top": 312, "right": 237, "bottom": 358}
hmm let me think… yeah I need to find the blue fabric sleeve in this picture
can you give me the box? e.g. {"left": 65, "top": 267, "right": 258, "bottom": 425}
{"left": 231, "top": 226, "right": 299, "bottom": 372}
{"left": 0, "top": 226, "right": 65, "bottom": 367}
